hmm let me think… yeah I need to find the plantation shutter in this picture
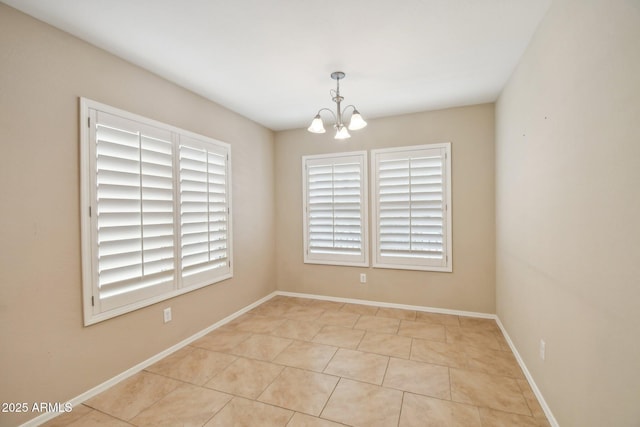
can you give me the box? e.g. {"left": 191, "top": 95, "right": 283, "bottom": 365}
{"left": 179, "top": 136, "right": 231, "bottom": 286}
{"left": 303, "top": 152, "right": 368, "bottom": 266}
{"left": 93, "top": 111, "right": 175, "bottom": 311}
{"left": 82, "top": 98, "right": 234, "bottom": 325}
{"left": 372, "top": 144, "right": 452, "bottom": 271}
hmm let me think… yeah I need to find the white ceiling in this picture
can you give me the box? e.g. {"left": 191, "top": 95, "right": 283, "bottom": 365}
{"left": 4, "top": 0, "right": 551, "bottom": 131}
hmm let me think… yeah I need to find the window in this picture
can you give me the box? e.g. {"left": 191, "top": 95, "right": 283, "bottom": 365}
{"left": 371, "top": 143, "right": 451, "bottom": 272}
{"left": 80, "top": 98, "right": 232, "bottom": 325}
{"left": 302, "top": 152, "right": 368, "bottom": 267}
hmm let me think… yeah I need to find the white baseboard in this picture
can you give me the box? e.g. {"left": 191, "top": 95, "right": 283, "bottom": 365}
{"left": 23, "top": 290, "right": 557, "bottom": 427}
{"left": 495, "top": 317, "right": 559, "bottom": 427}
{"left": 20, "top": 291, "right": 277, "bottom": 427}
{"left": 275, "top": 290, "right": 496, "bottom": 319}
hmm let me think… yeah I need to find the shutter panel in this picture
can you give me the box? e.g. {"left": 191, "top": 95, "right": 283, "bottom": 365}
{"left": 81, "top": 98, "right": 235, "bottom": 325}
{"left": 94, "top": 111, "right": 175, "bottom": 311}
{"left": 179, "top": 136, "right": 231, "bottom": 286}
{"left": 373, "top": 144, "right": 451, "bottom": 271}
{"left": 304, "top": 152, "right": 368, "bottom": 266}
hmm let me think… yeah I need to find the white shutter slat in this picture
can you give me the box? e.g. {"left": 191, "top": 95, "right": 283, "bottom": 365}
{"left": 99, "top": 264, "right": 143, "bottom": 286}
{"left": 181, "top": 220, "right": 208, "bottom": 234}
{"left": 182, "top": 241, "right": 209, "bottom": 257}
{"left": 98, "top": 237, "right": 142, "bottom": 257}
{"left": 100, "top": 271, "right": 174, "bottom": 303}
{"left": 97, "top": 169, "right": 139, "bottom": 187}
{"left": 209, "top": 247, "right": 228, "bottom": 260}
{"left": 97, "top": 212, "right": 141, "bottom": 228}
{"left": 97, "top": 135, "right": 139, "bottom": 159}
{"left": 97, "top": 184, "right": 140, "bottom": 200}
{"left": 181, "top": 211, "right": 209, "bottom": 223}
{"left": 143, "top": 259, "right": 175, "bottom": 275}
{"left": 379, "top": 250, "right": 443, "bottom": 259}
{"left": 181, "top": 202, "right": 208, "bottom": 212}
{"left": 96, "top": 155, "right": 139, "bottom": 175}
{"left": 98, "top": 250, "right": 143, "bottom": 273}
{"left": 182, "top": 252, "right": 212, "bottom": 268}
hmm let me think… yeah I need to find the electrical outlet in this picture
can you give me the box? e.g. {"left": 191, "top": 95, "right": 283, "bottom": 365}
{"left": 539, "top": 339, "right": 546, "bottom": 361}
{"left": 163, "top": 307, "right": 172, "bottom": 323}
{"left": 360, "top": 273, "right": 367, "bottom": 283}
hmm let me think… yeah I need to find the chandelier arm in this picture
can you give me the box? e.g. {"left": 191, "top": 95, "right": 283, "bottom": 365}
{"left": 316, "top": 107, "right": 337, "bottom": 123}
{"left": 342, "top": 104, "right": 357, "bottom": 117}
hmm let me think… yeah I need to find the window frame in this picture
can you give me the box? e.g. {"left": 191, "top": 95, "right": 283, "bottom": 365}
{"left": 302, "top": 151, "right": 369, "bottom": 267}
{"left": 370, "top": 143, "right": 452, "bottom": 272}
{"left": 80, "top": 97, "right": 233, "bottom": 326}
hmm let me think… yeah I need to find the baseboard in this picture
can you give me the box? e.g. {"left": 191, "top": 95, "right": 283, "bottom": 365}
{"left": 20, "top": 291, "right": 278, "bottom": 427}
{"left": 495, "top": 317, "right": 559, "bottom": 427}
{"left": 275, "top": 290, "right": 496, "bottom": 319}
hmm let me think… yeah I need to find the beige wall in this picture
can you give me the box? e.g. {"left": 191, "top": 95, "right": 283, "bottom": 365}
{"left": 495, "top": 0, "right": 640, "bottom": 425}
{"left": 0, "top": 5, "right": 275, "bottom": 426}
{"left": 275, "top": 104, "right": 495, "bottom": 313}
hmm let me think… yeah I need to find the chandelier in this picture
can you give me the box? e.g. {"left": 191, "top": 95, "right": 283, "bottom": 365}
{"left": 307, "top": 71, "right": 367, "bottom": 140}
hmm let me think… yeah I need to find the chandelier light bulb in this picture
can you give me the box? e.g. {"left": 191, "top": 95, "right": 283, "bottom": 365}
{"left": 335, "top": 126, "right": 351, "bottom": 140}
{"left": 348, "top": 110, "right": 367, "bottom": 130}
{"left": 307, "top": 114, "right": 326, "bottom": 133}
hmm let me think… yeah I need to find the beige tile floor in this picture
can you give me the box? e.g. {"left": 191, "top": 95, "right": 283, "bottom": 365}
{"left": 43, "top": 296, "right": 551, "bottom": 427}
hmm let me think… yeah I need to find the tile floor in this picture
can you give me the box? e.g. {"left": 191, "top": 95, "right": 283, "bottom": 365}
{"left": 42, "top": 296, "right": 551, "bottom": 427}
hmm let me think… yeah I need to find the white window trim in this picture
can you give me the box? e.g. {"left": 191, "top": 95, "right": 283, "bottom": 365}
{"left": 370, "top": 143, "right": 452, "bottom": 272}
{"left": 302, "top": 151, "right": 369, "bottom": 267}
{"left": 80, "top": 98, "right": 233, "bottom": 326}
